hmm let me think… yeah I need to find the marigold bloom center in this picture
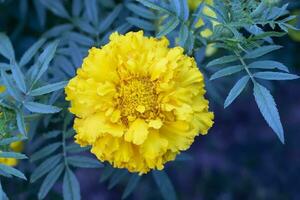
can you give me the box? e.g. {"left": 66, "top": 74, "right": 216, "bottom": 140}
{"left": 117, "top": 76, "right": 158, "bottom": 123}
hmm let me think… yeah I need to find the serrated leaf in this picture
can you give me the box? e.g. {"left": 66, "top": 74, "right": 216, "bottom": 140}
{"left": 0, "top": 136, "right": 27, "bottom": 146}
{"left": 65, "top": 143, "right": 90, "bottom": 153}
{"left": 16, "top": 111, "right": 27, "bottom": 136}
{"left": 66, "top": 32, "right": 94, "bottom": 47}
{"left": 38, "top": 164, "right": 64, "bottom": 200}
{"left": 0, "top": 168, "right": 12, "bottom": 178}
{"left": 254, "top": 72, "right": 299, "bottom": 80}
{"left": 30, "top": 142, "right": 61, "bottom": 162}
{"left": 137, "top": 0, "right": 172, "bottom": 14}
{"left": 171, "top": 0, "right": 181, "bottom": 17}
{"left": 253, "top": 82, "right": 284, "bottom": 143}
{"left": 0, "top": 152, "right": 27, "bottom": 160}
{"left": 72, "top": 0, "right": 82, "bottom": 17}
{"left": 24, "top": 102, "right": 61, "bottom": 114}
{"left": 19, "top": 38, "right": 46, "bottom": 67}
{"left": 40, "top": 0, "right": 69, "bottom": 19}
{"left": 108, "top": 170, "right": 127, "bottom": 189}
{"left": 126, "top": 17, "right": 155, "bottom": 31}
{"left": 32, "top": 40, "right": 59, "bottom": 86}
{"left": 43, "top": 24, "right": 74, "bottom": 38}
{"left": 30, "top": 154, "right": 62, "bottom": 183}
{"left": 99, "top": 4, "right": 123, "bottom": 33}
{"left": 152, "top": 171, "right": 177, "bottom": 200}
{"left": 210, "top": 65, "right": 243, "bottom": 80}
{"left": 178, "top": 24, "right": 189, "bottom": 47}
{"left": 67, "top": 156, "right": 103, "bottom": 168}
{"left": 180, "top": 0, "right": 189, "bottom": 21}
{"left": 69, "top": 42, "right": 83, "bottom": 68}
{"left": 191, "top": 2, "right": 204, "bottom": 28}
{"left": 0, "top": 164, "right": 26, "bottom": 180}
{"left": 244, "top": 45, "right": 282, "bottom": 59}
{"left": 100, "top": 165, "right": 114, "bottom": 183}
{"left": 207, "top": 55, "right": 238, "bottom": 67}
{"left": 30, "top": 81, "right": 67, "bottom": 96}
{"left": 122, "top": 174, "right": 141, "bottom": 199}
{"left": 0, "top": 33, "right": 15, "bottom": 60}
{"left": 175, "top": 153, "right": 193, "bottom": 162}
{"left": 84, "top": 0, "right": 98, "bottom": 25}
{"left": 125, "top": 3, "right": 156, "bottom": 20}
{"left": 157, "top": 17, "right": 180, "bottom": 38}
{"left": 248, "top": 60, "right": 289, "bottom": 72}
{"left": 63, "top": 168, "right": 81, "bottom": 200}
{"left": 10, "top": 61, "right": 26, "bottom": 93}
{"left": 224, "top": 76, "right": 250, "bottom": 108}
{"left": 1, "top": 70, "right": 23, "bottom": 101}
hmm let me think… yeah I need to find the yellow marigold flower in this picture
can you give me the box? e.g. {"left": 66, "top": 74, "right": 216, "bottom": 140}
{"left": 65, "top": 31, "right": 214, "bottom": 174}
{"left": 0, "top": 141, "right": 23, "bottom": 167}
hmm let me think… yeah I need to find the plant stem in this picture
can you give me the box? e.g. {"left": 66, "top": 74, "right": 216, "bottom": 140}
{"left": 234, "top": 51, "right": 255, "bottom": 83}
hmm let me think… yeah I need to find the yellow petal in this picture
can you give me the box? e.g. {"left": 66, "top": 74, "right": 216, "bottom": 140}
{"left": 125, "top": 119, "right": 149, "bottom": 145}
{"left": 149, "top": 119, "right": 163, "bottom": 129}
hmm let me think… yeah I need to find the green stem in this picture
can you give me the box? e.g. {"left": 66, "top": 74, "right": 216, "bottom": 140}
{"left": 234, "top": 51, "right": 255, "bottom": 83}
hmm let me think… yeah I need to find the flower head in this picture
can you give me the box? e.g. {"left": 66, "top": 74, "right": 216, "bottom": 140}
{"left": 65, "top": 31, "right": 214, "bottom": 174}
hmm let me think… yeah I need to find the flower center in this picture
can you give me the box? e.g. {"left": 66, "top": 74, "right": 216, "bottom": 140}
{"left": 117, "top": 76, "right": 159, "bottom": 124}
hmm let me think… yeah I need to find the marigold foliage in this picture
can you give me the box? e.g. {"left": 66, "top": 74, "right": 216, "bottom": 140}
{"left": 65, "top": 31, "right": 214, "bottom": 174}
{"left": 0, "top": 141, "right": 23, "bottom": 167}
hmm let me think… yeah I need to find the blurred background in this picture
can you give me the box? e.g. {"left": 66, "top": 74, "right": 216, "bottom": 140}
{"left": 0, "top": 0, "right": 300, "bottom": 199}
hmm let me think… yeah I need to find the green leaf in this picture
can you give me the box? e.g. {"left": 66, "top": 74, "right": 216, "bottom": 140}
{"left": 175, "top": 153, "right": 193, "bottom": 162}
{"left": 65, "top": 143, "right": 90, "bottom": 153}
{"left": 0, "top": 136, "right": 27, "bottom": 146}
{"left": 63, "top": 168, "right": 81, "bottom": 200}
{"left": 178, "top": 24, "right": 189, "bottom": 47}
{"left": 244, "top": 45, "right": 282, "bottom": 59}
{"left": 24, "top": 102, "right": 61, "bottom": 114}
{"left": 137, "top": 0, "right": 172, "bottom": 14}
{"left": 126, "top": 17, "right": 155, "bottom": 31}
{"left": 152, "top": 171, "right": 177, "bottom": 200}
{"left": 126, "top": 3, "right": 156, "bottom": 20}
{"left": 248, "top": 60, "right": 289, "bottom": 72}
{"left": 0, "top": 33, "right": 15, "bottom": 60}
{"left": 1, "top": 70, "right": 23, "bottom": 101}
{"left": 99, "top": 4, "right": 123, "bottom": 33}
{"left": 108, "top": 170, "right": 127, "bottom": 189}
{"left": 224, "top": 76, "right": 250, "bottom": 108}
{"left": 32, "top": 40, "right": 59, "bottom": 86}
{"left": 172, "top": 0, "right": 181, "bottom": 17}
{"left": 254, "top": 72, "right": 299, "bottom": 80}
{"left": 30, "top": 81, "right": 68, "bottom": 96}
{"left": 0, "top": 164, "right": 26, "bottom": 180}
{"left": 157, "top": 17, "right": 180, "bottom": 38}
{"left": 16, "top": 111, "right": 27, "bottom": 136}
{"left": 122, "top": 174, "right": 141, "bottom": 199}
{"left": 67, "top": 156, "right": 103, "bottom": 168}
{"left": 10, "top": 61, "right": 26, "bottom": 93}
{"left": 30, "top": 142, "right": 61, "bottom": 162}
{"left": 19, "top": 38, "right": 46, "bottom": 67}
{"left": 0, "top": 152, "right": 27, "bottom": 160}
{"left": 100, "top": 165, "right": 114, "bottom": 183}
{"left": 253, "top": 82, "right": 284, "bottom": 143}
{"left": 206, "top": 55, "right": 238, "bottom": 67}
{"left": 210, "top": 65, "right": 243, "bottom": 80}
{"left": 38, "top": 164, "right": 64, "bottom": 200}
{"left": 84, "top": 0, "right": 98, "bottom": 25}
{"left": 40, "top": 0, "right": 69, "bottom": 19}
{"left": 30, "top": 154, "right": 62, "bottom": 183}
